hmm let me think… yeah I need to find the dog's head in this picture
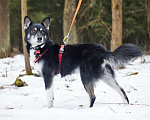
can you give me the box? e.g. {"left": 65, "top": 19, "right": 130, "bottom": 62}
{"left": 24, "top": 16, "right": 51, "bottom": 47}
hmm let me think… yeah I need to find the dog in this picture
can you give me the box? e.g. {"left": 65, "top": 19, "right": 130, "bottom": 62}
{"left": 24, "top": 16, "right": 142, "bottom": 108}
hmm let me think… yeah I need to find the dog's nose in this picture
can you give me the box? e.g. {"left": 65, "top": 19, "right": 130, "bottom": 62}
{"left": 37, "top": 37, "right": 42, "bottom": 42}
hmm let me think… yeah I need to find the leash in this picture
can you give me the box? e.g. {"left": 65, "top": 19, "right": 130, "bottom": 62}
{"left": 58, "top": 0, "right": 82, "bottom": 73}
{"left": 63, "top": 0, "right": 82, "bottom": 45}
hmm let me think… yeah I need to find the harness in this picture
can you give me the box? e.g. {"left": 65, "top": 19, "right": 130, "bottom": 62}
{"left": 30, "top": 44, "right": 48, "bottom": 64}
{"left": 57, "top": 45, "right": 65, "bottom": 74}
{"left": 31, "top": 44, "right": 64, "bottom": 74}
{"left": 34, "top": 49, "right": 48, "bottom": 63}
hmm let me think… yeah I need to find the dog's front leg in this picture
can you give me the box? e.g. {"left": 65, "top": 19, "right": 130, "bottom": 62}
{"left": 43, "top": 75, "right": 54, "bottom": 108}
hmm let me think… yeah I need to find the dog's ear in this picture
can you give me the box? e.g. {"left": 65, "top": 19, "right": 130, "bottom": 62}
{"left": 41, "top": 17, "right": 50, "bottom": 30}
{"left": 24, "top": 16, "right": 32, "bottom": 30}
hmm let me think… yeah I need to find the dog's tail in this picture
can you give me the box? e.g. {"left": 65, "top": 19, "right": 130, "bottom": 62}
{"left": 106, "top": 44, "right": 142, "bottom": 69}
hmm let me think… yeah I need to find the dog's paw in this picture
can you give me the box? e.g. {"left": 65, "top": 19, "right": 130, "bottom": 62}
{"left": 46, "top": 101, "right": 53, "bottom": 108}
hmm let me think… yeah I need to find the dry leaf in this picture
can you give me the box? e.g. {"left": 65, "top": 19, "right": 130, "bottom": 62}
{"left": 2, "top": 74, "right": 5, "bottom": 77}
{"left": 0, "top": 86, "right": 5, "bottom": 89}
{"left": 119, "top": 66, "right": 125, "bottom": 69}
{"left": 65, "top": 84, "right": 70, "bottom": 88}
{"left": 79, "top": 105, "right": 83, "bottom": 107}
{"left": 129, "top": 72, "right": 138, "bottom": 76}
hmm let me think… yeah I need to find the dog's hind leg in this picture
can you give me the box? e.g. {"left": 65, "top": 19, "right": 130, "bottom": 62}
{"left": 80, "top": 64, "right": 96, "bottom": 107}
{"left": 102, "top": 77, "right": 129, "bottom": 104}
{"left": 101, "top": 60, "right": 129, "bottom": 104}
{"left": 83, "top": 83, "right": 96, "bottom": 107}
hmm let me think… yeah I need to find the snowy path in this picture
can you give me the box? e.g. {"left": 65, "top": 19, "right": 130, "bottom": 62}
{"left": 0, "top": 55, "right": 150, "bottom": 120}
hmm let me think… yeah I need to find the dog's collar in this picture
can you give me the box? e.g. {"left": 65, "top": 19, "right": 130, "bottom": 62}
{"left": 30, "top": 43, "right": 45, "bottom": 50}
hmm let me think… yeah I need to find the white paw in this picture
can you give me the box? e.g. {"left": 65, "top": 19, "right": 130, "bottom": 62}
{"left": 46, "top": 100, "right": 53, "bottom": 108}
{"left": 45, "top": 82, "right": 54, "bottom": 108}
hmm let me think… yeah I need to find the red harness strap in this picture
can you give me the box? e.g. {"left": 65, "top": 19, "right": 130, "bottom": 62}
{"left": 34, "top": 49, "right": 48, "bottom": 63}
{"left": 57, "top": 45, "right": 65, "bottom": 74}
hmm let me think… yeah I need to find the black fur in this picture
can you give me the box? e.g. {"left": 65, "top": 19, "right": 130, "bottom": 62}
{"left": 107, "top": 44, "right": 142, "bottom": 69}
{"left": 24, "top": 16, "right": 142, "bottom": 108}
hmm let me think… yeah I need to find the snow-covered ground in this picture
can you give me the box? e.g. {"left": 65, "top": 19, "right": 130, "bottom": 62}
{"left": 0, "top": 54, "right": 150, "bottom": 120}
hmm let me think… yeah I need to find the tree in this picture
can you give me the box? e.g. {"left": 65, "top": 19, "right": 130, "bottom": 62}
{"left": 146, "top": 0, "right": 150, "bottom": 39}
{"left": 9, "top": 0, "right": 22, "bottom": 51}
{"left": 63, "top": 0, "right": 78, "bottom": 44}
{"left": 8, "top": 0, "right": 149, "bottom": 51}
{"left": 0, "top": 0, "right": 11, "bottom": 58}
{"left": 111, "top": 0, "right": 122, "bottom": 51}
{"left": 21, "top": 0, "right": 32, "bottom": 75}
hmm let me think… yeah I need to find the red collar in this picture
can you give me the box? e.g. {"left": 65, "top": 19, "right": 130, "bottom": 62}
{"left": 57, "top": 45, "right": 65, "bottom": 74}
{"left": 34, "top": 49, "right": 48, "bottom": 63}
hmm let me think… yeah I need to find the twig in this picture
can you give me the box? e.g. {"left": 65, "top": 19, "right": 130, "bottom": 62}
{"left": 131, "top": 57, "right": 138, "bottom": 62}
{"left": 17, "top": 73, "right": 40, "bottom": 79}
{"left": 101, "top": 19, "right": 111, "bottom": 35}
{"left": 6, "top": 70, "right": 7, "bottom": 77}
{"left": 1, "top": 47, "right": 7, "bottom": 58}
{"left": 109, "top": 106, "right": 116, "bottom": 113}
{"left": 78, "top": 19, "right": 99, "bottom": 31}
{"left": 101, "top": 30, "right": 109, "bottom": 42}
{"left": 97, "top": 102, "right": 149, "bottom": 106}
{"left": 78, "top": 3, "right": 91, "bottom": 22}
{"left": 125, "top": 9, "right": 146, "bottom": 15}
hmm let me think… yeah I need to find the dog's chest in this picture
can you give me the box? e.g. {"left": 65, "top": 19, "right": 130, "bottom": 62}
{"left": 29, "top": 49, "right": 43, "bottom": 74}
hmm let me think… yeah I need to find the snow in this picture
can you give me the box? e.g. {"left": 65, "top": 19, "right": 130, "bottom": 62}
{"left": 0, "top": 54, "right": 150, "bottom": 120}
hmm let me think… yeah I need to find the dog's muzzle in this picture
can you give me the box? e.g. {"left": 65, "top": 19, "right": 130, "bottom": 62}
{"left": 37, "top": 36, "right": 42, "bottom": 43}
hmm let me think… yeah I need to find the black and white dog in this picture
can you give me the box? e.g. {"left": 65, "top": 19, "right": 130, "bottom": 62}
{"left": 24, "top": 16, "right": 142, "bottom": 108}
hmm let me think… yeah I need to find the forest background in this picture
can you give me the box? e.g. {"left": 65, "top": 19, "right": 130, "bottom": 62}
{"left": 0, "top": 0, "right": 150, "bottom": 58}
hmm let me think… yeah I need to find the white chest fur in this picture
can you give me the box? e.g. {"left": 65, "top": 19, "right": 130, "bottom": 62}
{"left": 29, "top": 49, "right": 43, "bottom": 75}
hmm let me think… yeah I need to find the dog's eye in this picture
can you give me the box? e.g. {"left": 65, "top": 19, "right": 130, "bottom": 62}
{"left": 31, "top": 30, "right": 36, "bottom": 34}
{"left": 41, "top": 30, "right": 44, "bottom": 34}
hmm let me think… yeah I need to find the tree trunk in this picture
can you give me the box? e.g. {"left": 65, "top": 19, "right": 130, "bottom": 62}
{"left": 0, "top": 0, "right": 11, "bottom": 58}
{"left": 21, "top": 0, "right": 32, "bottom": 75}
{"left": 146, "top": 0, "right": 150, "bottom": 39}
{"left": 63, "top": 0, "right": 78, "bottom": 44}
{"left": 111, "top": 0, "right": 122, "bottom": 51}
